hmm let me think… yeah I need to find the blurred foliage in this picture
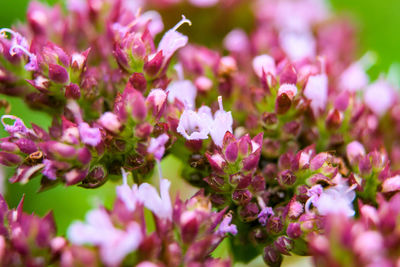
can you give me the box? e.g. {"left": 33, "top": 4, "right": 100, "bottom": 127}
{"left": 0, "top": 0, "right": 400, "bottom": 255}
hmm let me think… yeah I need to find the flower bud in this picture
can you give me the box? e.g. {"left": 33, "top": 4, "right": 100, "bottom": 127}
{"left": 275, "top": 93, "right": 291, "bottom": 115}
{"left": 0, "top": 141, "right": 19, "bottom": 152}
{"left": 239, "top": 202, "right": 259, "bottom": 222}
{"left": 274, "top": 236, "right": 293, "bottom": 255}
{"left": 346, "top": 141, "right": 366, "bottom": 165}
{"left": 277, "top": 170, "right": 296, "bottom": 186}
{"left": 263, "top": 245, "right": 283, "bottom": 267}
{"left": 64, "top": 168, "right": 88, "bottom": 186}
{"left": 225, "top": 141, "right": 238, "bottom": 163}
{"left": 326, "top": 109, "right": 342, "bottom": 130}
{"left": 15, "top": 138, "right": 37, "bottom": 154}
{"left": 129, "top": 72, "right": 147, "bottom": 92}
{"left": 280, "top": 64, "right": 297, "bottom": 84}
{"left": 266, "top": 216, "right": 283, "bottom": 234}
{"left": 287, "top": 223, "right": 302, "bottom": 239}
{"left": 0, "top": 151, "right": 22, "bottom": 166}
{"left": 232, "top": 189, "right": 252, "bottom": 205}
{"left": 80, "top": 166, "right": 107, "bottom": 188}
{"left": 146, "top": 89, "right": 167, "bottom": 116}
{"left": 65, "top": 83, "right": 81, "bottom": 99}
{"left": 144, "top": 51, "right": 163, "bottom": 77}
{"left": 180, "top": 211, "right": 199, "bottom": 244}
{"left": 262, "top": 112, "right": 278, "bottom": 127}
{"left": 48, "top": 64, "right": 69, "bottom": 84}
{"left": 251, "top": 175, "right": 266, "bottom": 192}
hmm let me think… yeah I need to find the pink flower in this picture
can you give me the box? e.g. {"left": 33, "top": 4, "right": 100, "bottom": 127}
{"left": 157, "top": 15, "right": 191, "bottom": 64}
{"left": 279, "top": 30, "right": 316, "bottom": 61}
{"left": 382, "top": 175, "right": 400, "bottom": 193}
{"left": 78, "top": 122, "right": 101, "bottom": 146}
{"left": 209, "top": 96, "right": 233, "bottom": 147}
{"left": 147, "top": 133, "right": 169, "bottom": 161}
{"left": 167, "top": 80, "right": 197, "bottom": 108}
{"left": 138, "top": 11, "right": 164, "bottom": 37}
{"left": 223, "top": 28, "right": 249, "bottom": 53}
{"left": 138, "top": 178, "right": 173, "bottom": 220}
{"left": 67, "top": 209, "right": 143, "bottom": 266}
{"left": 339, "top": 62, "right": 368, "bottom": 92}
{"left": 252, "top": 54, "right": 276, "bottom": 78}
{"left": 304, "top": 74, "right": 328, "bottom": 115}
{"left": 98, "top": 112, "right": 121, "bottom": 133}
{"left": 116, "top": 169, "right": 139, "bottom": 211}
{"left": 216, "top": 213, "right": 237, "bottom": 236}
{"left": 364, "top": 79, "right": 395, "bottom": 116}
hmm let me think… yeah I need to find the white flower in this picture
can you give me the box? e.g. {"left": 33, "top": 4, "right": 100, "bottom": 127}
{"left": 308, "top": 183, "right": 356, "bottom": 217}
{"left": 177, "top": 107, "right": 213, "bottom": 140}
{"left": 209, "top": 96, "right": 233, "bottom": 147}
{"left": 167, "top": 80, "right": 197, "bottom": 109}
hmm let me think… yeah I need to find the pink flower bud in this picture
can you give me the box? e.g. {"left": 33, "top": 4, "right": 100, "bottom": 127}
{"left": 287, "top": 223, "right": 302, "bottom": 239}
{"left": 346, "top": 141, "right": 366, "bottom": 165}
{"left": 129, "top": 72, "right": 147, "bottom": 92}
{"left": 263, "top": 245, "right": 283, "bottom": 267}
{"left": 147, "top": 88, "right": 167, "bottom": 115}
{"left": 48, "top": 64, "right": 69, "bottom": 84}
{"left": 65, "top": 83, "right": 81, "bottom": 99}
{"left": 274, "top": 236, "right": 293, "bottom": 255}
{"left": 280, "top": 64, "right": 298, "bottom": 84}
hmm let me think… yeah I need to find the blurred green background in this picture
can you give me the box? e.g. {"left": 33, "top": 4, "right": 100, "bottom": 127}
{"left": 0, "top": 0, "right": 399, "bottom": 266}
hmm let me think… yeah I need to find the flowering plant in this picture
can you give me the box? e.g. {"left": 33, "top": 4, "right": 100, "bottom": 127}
{"left": 1, "top": 0, "right": 400, "bottom": 266}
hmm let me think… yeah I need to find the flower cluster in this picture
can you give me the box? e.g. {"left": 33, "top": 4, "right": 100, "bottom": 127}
{"left": 1, "top": 0, "right": 400, "bottom": 266}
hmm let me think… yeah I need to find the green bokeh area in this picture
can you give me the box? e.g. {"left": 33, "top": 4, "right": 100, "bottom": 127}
{"left": 0, "top": 0, "right": 400, "bottom": 263}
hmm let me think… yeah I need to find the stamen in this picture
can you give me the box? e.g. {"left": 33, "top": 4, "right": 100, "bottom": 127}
{"left": 218, "top": 96, "right": 223, "bottom": 111}
{"left": 171, "top": 15, "right": 192, "bottom": 32}
{"left": 174, "top": 63, "right": 184, "bottom": 80}
{"left": 1, "top": 115, "right": 26, "bottom": 129}
{"left": 9, "top": 44, "right": 33, "bottom": 58}
{"left": 156, "top": 160, "right": 163, "bottom": 181}
{"left": 0, "top": 28, "right": 18, "bottom": 39}
{"left": 121, "top": 168, "right": 128, "bottom": 185}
